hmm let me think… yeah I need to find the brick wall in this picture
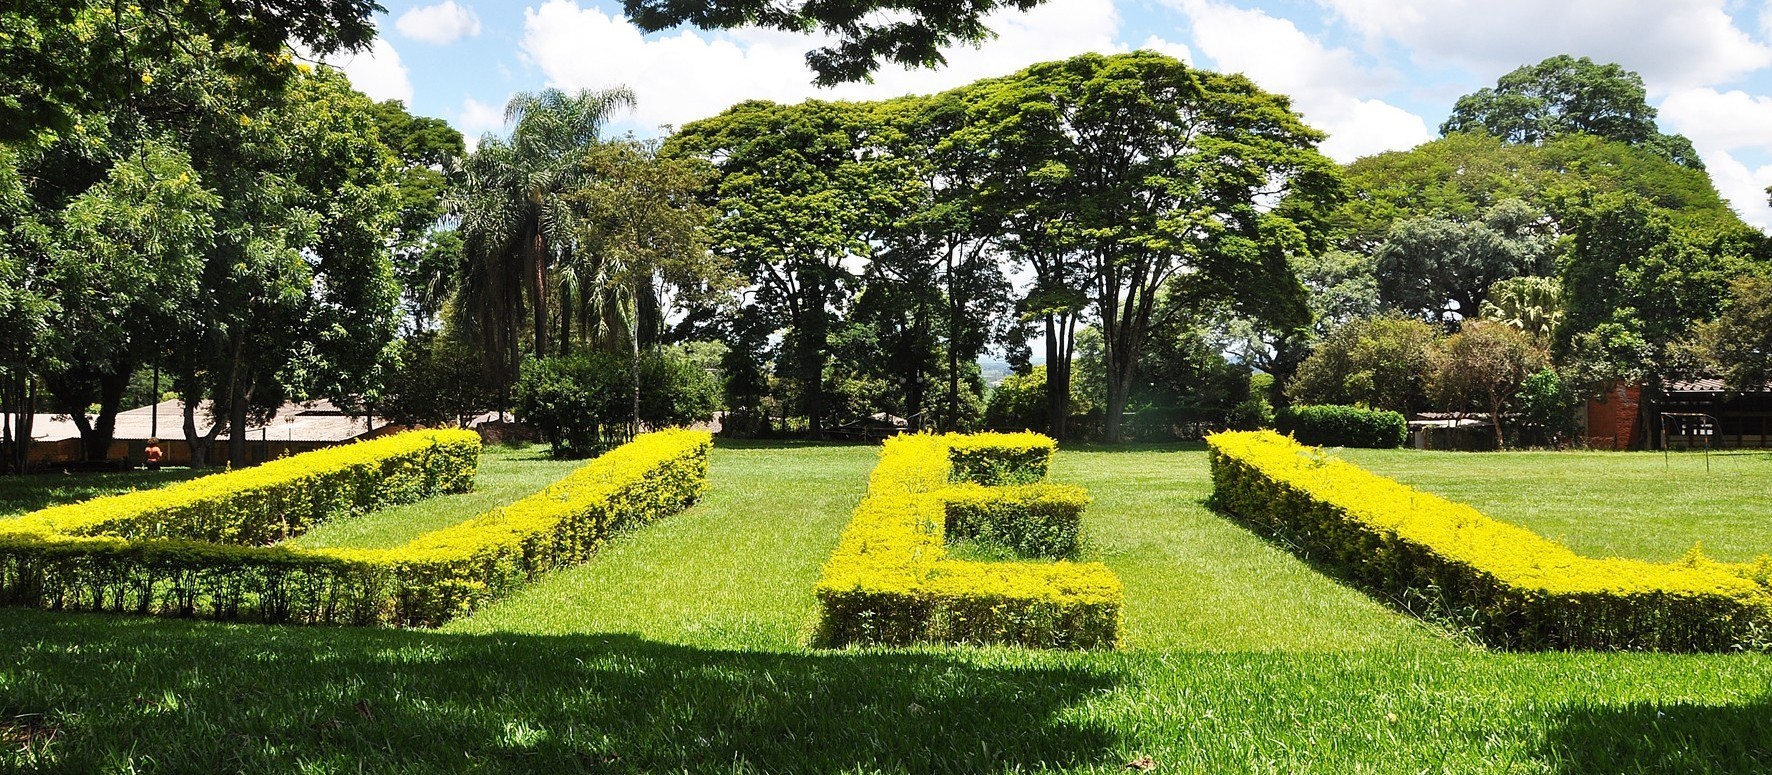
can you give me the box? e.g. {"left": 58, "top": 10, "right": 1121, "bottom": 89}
{"left": 1584, "top": 382, "right": 1642, "bottom": 450}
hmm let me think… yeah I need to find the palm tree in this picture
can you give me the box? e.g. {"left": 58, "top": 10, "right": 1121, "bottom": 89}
{"left": 452, "top": 86, "right": 635, "bottom": 386}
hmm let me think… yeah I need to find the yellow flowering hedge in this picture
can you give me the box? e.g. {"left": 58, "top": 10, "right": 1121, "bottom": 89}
{"left": 815, "top": 432, "right": 1122, "bottom": 649}
{"left": 1, "top": 430, "right": 482, "bottom": 544}
{"left": 0, "top": 429, "right": 710, "bottom": 627}
{"left": 1208, "top": 430, "right": 1772, "bottom": 651}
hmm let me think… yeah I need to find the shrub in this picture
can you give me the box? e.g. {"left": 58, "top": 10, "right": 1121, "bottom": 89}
{"left": 0, "top": 430, "right": 711, "bottom": 627}
{"left": 815, "top": 432, "right": 1121, "bottom": 650}
{"left": 1275, "top": 404, "right": 1407, "bottom": 448}
{"left": 1208, "top": 430, "right": 1772, "bottom": 651}
{"left": 0, "top": 430, "right": 481, "bottom": 543}
{"left": 514, "top": 353, "right": 630, "bottom": 457}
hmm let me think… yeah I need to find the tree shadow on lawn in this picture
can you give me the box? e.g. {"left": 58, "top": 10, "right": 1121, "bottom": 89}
{"left": 1542, "top": 698, "right": 1772, "bottom": 774}
{"left": 0, "top": 468, "right": 206, "bottom": 518}
{"left": 0, "top": 610, "right": 1118, "bottom": 774}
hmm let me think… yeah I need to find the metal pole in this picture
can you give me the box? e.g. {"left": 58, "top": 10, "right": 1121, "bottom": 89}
{"left": 150, "top": 363, "right": 159, "bottom": 438}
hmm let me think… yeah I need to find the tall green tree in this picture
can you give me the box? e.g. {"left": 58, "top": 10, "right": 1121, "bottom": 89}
{"left": 370, "top": 100, "right": 466, "bottom": 334}
{"left": 1558, "top": 193, "right": 1756, "bottom": 446}
{"left": 1441, "top": 55, "right": 1702, "bottom": 169}
{"left": 1010, "top": 52, "right": 1333, "bottom": 442}
{"left": 668, "top": 99, "right": 883, "bottom": 436}
{"left": 455, "top": 86, "right": 636, "bottom": 379}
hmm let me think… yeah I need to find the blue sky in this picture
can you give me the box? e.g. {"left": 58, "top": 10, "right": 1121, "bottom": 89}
{"left": 325, "top": 0, "right": 1772, "bottom": 229}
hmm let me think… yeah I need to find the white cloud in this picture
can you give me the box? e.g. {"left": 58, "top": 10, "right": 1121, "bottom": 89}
{"left": 1173, "top": 0, "right": 1432, "bottom": 161}
{"left": 456, "top": 96, "right": 507, "bottom": 148}
{"left": 1320, "top": 0, "right": 1772, "bottom": 93}
{"left": 519, "top": 0, "right": 1125, "bottom": 133}
{"left": 324, "top": 38, "right": 413, "bottom": 105}
{"left": 1659, "top": 87, "right": 1772, "bottom": 228}
{"left": 397, "top": 1, "right": 483, "bottom": 45}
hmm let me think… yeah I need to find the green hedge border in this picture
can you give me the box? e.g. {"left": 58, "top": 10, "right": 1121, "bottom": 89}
{"left": 814, "top": 432, "right": 1122, "bottom": 649}
{"left": 0, "top": 429, "right": 711, "bottom": 627}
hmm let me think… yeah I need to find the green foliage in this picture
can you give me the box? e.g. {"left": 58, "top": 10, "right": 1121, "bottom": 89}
{"left": 1274, "top": 405, "right": 1407, "bottom": 448}
{"left": 1210, "top": 431, "right": 1772, "bottom": 650}
{"left": 1430, "top": 320, "right": 1551, "bottom": 446}
{"left": 1287, "top": 314, "right": 1443, "bottom": 414}
{"left": 1480, "top": 275, "right": 1565, "bottom": 339}
{"left": 945, "top": 431, "right": 1056, "bottom": 485}
{"left": 1513, "top": 368, "right": 1582, "bottom": 444}
{"left": 515, "top": 348, "right": 719, "bottom": 457}
{"left": 983, "top": 366, "right": 1095, "bottom": 433}
{"left": 378, "top": 334, "right": 495, "bottom": 428}
{"left": 1441, "top": 55, "right": 1702, "bottom": 170}
{"left": 942, "top": 483, "right": 1088, "bottom": 559}
{"left": 1335, "top": 133, "right": 1736, "bottom": 251}
{"left": 622, "top": 0, "right": 1050, "bottom": 85}
{"left": 1558, "top": 193, "right": 1752, "bottom": 388}
{"left": 0, "top": 0, "right": 378, "bottom": 145}
{"left": 514, "top": 353, "right": 630, "bottom": 457}
{"left": 638, "top": 345, "right": 720, "bottom": 430}
{"left": 1375, "top": 198, "right": 1555, "bottom": 323}
{"left": 1692, "top": 274, "right": 1772, "bottom": 393}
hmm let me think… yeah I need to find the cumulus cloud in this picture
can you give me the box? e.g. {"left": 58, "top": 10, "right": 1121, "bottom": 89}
{"left": 1171, "top": 0, "right": 1432, "bottom": 161}
{"left": 519, "top": 0, "right": 1130, "bottom": 132}
{"left": 456, "top": 96, "right": 507, "bottom": 149}
{"left": 323, "top": 38, "right": 413, "bottom": 105}
{"left": 1320, "top": 0, "right": 1772, "bottom": 93}
{"left": 397, "top": 1, "right": 483, "bottom": 45}
{"left": 1659, "top": 87, "right": 1772, "bottom": 228}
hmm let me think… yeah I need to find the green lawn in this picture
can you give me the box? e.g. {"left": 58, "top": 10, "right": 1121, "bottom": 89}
{"left": 1337, "top": 447, "right": 1772, "bottom": 562}
{"left": 1, "top": 441, "right": 1770, "bottom": 773}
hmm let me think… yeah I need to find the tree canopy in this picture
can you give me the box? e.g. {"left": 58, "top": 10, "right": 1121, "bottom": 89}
{"left": 1441, "top": 55, "right": 1702, "bottom": 170}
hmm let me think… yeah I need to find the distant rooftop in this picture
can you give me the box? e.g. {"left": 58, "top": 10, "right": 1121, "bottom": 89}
{"left": 23, "top": 400, "right": 382, "bottom": 444}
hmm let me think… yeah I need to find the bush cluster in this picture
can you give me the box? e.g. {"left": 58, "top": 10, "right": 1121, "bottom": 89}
{"left": 1275, "top": 404, "right": 1408, "bottom": 448}
{"left": 1208, "top": 430, "right": 1772, "bottom": 651}
{"left": 0, "top": 429, "right": 711, "bottom": 627}
{"left": 815, "top": 432, "right": 1121, "bottom": 649}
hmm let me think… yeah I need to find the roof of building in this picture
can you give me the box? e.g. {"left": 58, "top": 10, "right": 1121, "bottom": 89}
{"left": 21, "top": 400, "right": 383, "bottom": 444}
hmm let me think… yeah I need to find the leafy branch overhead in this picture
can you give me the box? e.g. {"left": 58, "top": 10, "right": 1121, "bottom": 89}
{"left": 621, "top": 0, "right": 1047, "bottom": 84}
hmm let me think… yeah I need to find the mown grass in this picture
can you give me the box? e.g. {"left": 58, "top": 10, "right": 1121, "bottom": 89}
{"left": 1337, "top": 447, "right": 1772, "bottom": 562}
{"left": 288, "top": 445, "right": 584, "bottom": 549}
{"left": 2, "top": 441, "right": 1771, "bottom": 773}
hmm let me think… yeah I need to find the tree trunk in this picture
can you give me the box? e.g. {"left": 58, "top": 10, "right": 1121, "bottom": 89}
{"left": 802, "top": 280, "right": 828, "bottom": 439}
{"left": 1489, "top": 391, "right": 1506, "bottom": 449}
{"left": 228, "top": 380, "right": 251, "bottom": 468}
{"left": 525, "top": 225, "right": 549, "bottom": 358}
{"left": 631, "top": 311, "right": 642, "bottom": 440}
{"left": 1043, "top": 313, "right": 1075, "bottom": 441}
{"left": 559, "top": 281, "right": 573, "bottom": 357}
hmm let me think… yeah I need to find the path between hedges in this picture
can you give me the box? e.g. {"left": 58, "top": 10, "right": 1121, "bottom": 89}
{"left": 446, "top": 442, "right": 1437, "bottom": 652}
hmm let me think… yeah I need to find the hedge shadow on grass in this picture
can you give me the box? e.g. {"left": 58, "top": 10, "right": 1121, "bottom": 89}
{"left": 1542, "top": 698, "right": 1772, "bottom": 773}
{"left": 0, "top": 609, "right": 1119, "bottom": 773}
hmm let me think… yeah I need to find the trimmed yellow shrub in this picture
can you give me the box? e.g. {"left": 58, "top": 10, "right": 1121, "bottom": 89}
{"left": 0, "top": 429, "right": 481, "bottom": 543}
{"left": 945, "top": 431, "right": 1056, "bottom": 485}
{"left": 815, "top": 433, "right": 1122, "bottom": 649}
{"left": 0, "top": 429, "right": 711, "bottom": 627}
{"left": 1208, "top": 430, "right": 1772, "bottom": 651}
